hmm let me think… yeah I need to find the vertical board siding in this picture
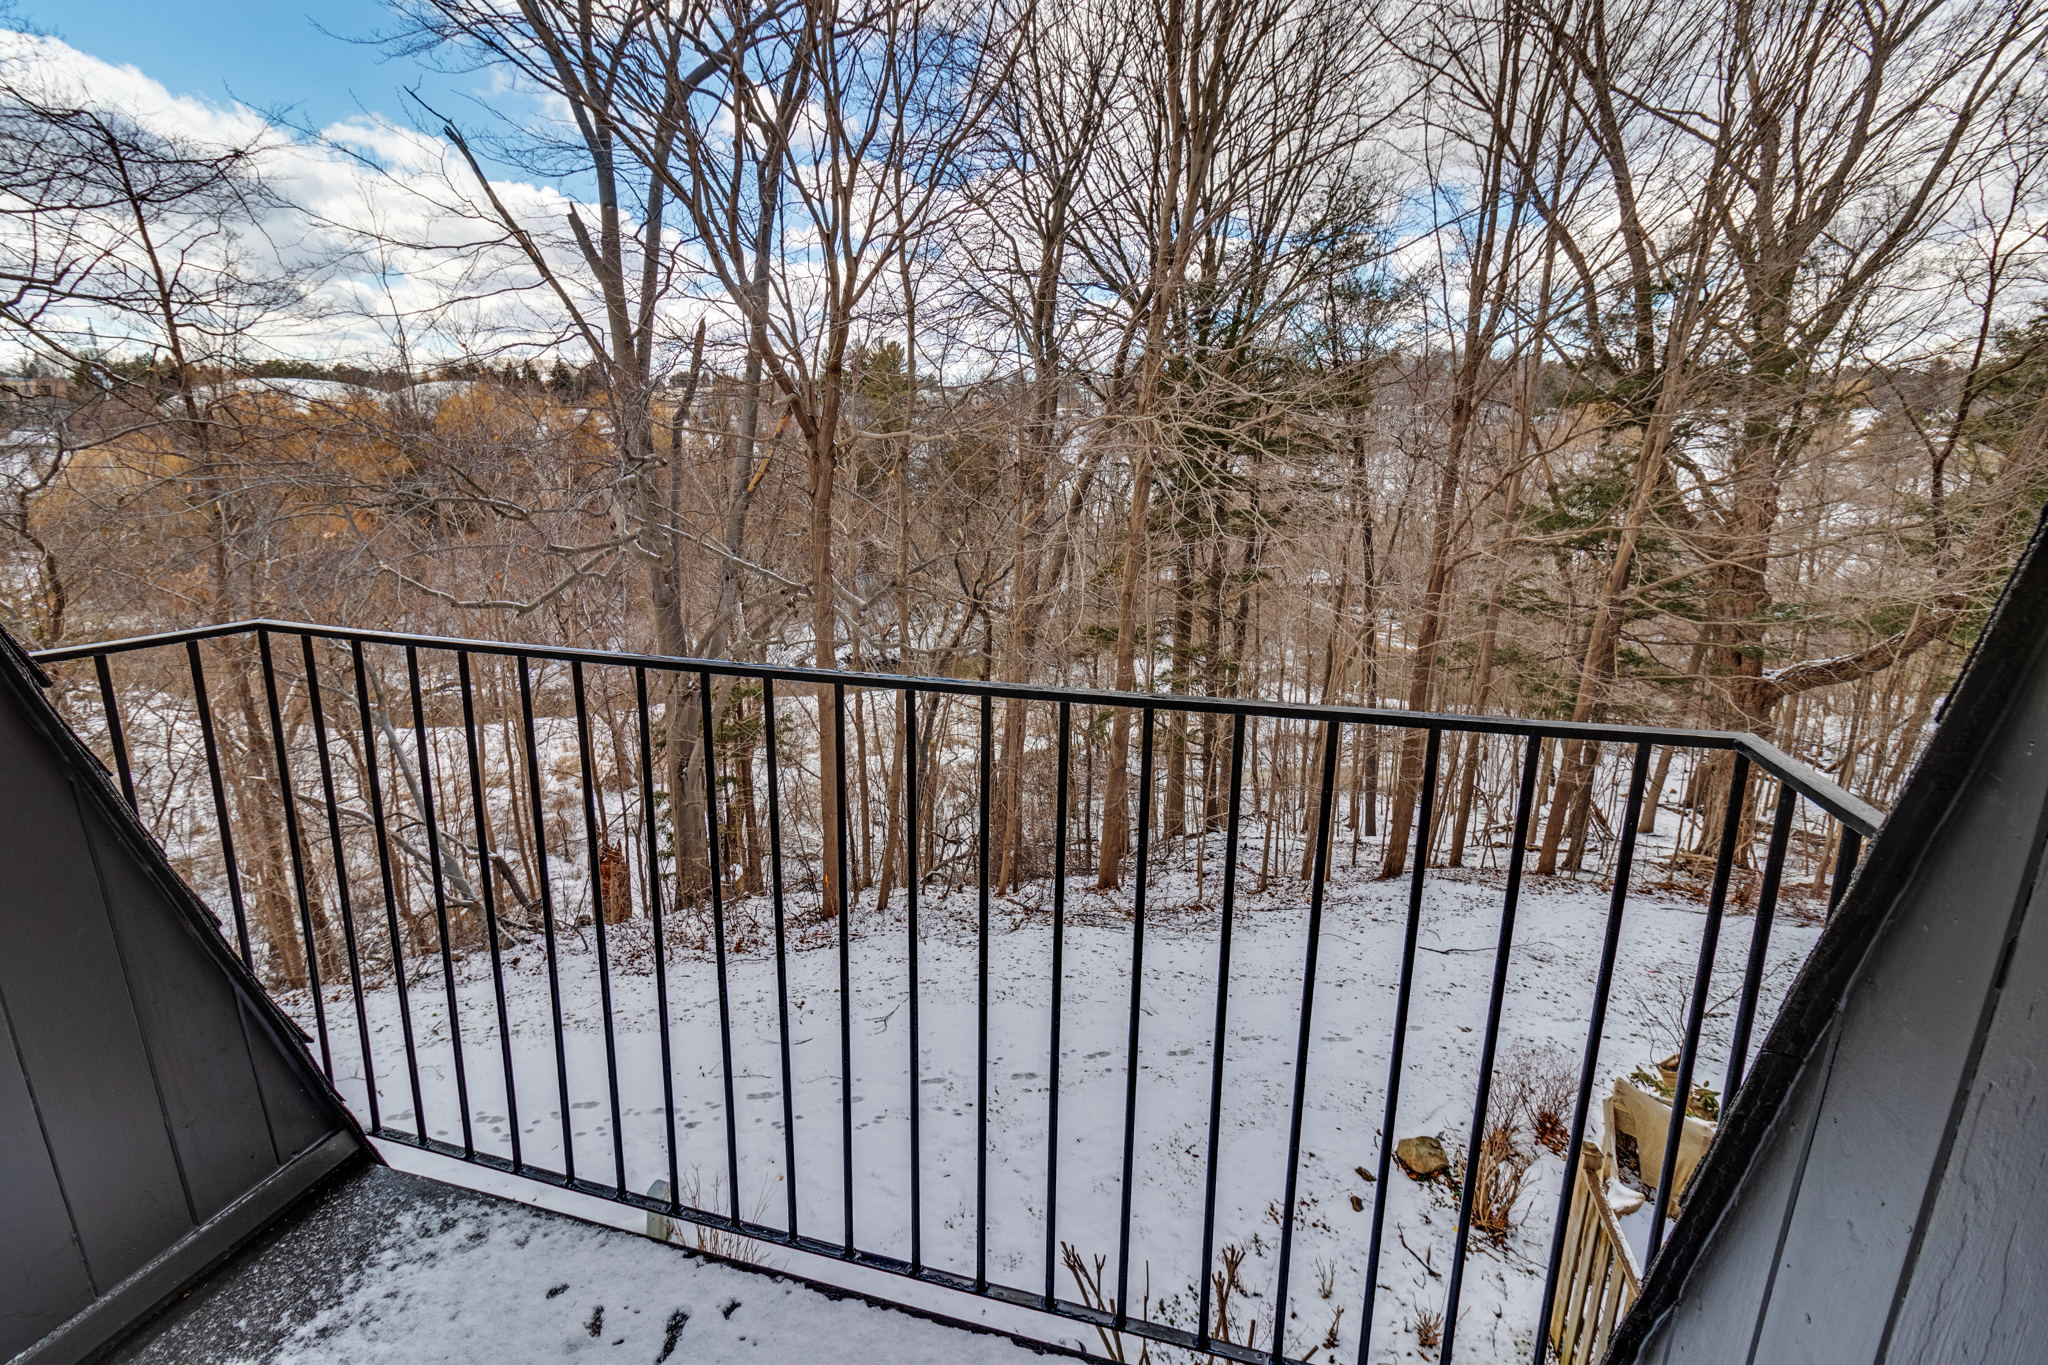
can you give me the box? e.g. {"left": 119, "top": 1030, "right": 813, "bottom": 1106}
{"left": 0, "top": 1000, "right": 97, "bottom": 1349}
{"left": 85, "top": 805, "right": 282, "bottom": 1222}
{"left": 0, "top": 737, "right": 196, "bottom": 1293}
{"left": 1879, "top": 863, "right": 2048, "bottom": 1360}
{"left": 0, "top": 636, "right": 359, "bottom": 1365}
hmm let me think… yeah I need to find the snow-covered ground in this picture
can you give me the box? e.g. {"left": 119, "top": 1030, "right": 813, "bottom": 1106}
{"left": 265, "top": 1185, "right": 1065, "bottom": 1365}
{"left": 116, "top": 1162, "right": 1062, "bottom": 1365}
{"left": 284, "top": 856, "right": 1819, "bottom": 1365}
{"left": 46, "top": 665, "right": 1830, "bottom": 1362}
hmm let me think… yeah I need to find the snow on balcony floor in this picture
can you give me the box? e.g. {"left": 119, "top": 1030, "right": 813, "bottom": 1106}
{"left": 108, "top": 1164, "right": 1089, "bottom": 1364}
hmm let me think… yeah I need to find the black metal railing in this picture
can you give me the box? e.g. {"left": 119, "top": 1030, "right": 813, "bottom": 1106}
{"left": 33, "top": 621, "right": 1880, "bottom": 1365}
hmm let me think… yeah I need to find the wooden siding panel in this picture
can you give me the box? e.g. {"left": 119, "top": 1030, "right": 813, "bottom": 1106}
{"left": 1880, "top": 864, "right": 2048, "bottom": 1364}
{"left": 85, "top": 812, "right": 282, "bottom": 1223}
{"left": 0, "top": 632, "right": 360, "bottom": 1364}
{"left": 0, "top": 710, "right": 195, "bottom": 1290}
{"left": 0, "top": 996, "right": 97, "bottom": 1359}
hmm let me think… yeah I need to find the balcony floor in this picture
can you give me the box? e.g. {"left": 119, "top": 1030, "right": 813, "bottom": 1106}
{"left": 107, "top": 1164, "right": 1082, "bottom": 1364}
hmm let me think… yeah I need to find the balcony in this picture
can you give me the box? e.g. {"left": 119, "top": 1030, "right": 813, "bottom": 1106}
{"left": 103, "top": 1162, "right": 1072, "bottom": 1364}
{"left": 0, "top": 615, "right": 1907, "bottom": 1364}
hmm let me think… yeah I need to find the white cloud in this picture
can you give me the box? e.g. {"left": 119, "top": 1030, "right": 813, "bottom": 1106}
{"left": 0, "top": 28, "right": 654, "bottom": 364}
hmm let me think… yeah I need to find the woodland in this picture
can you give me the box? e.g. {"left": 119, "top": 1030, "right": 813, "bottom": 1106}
{"left": 6, "top": 8, "right": 2045, "bottom": 1354}
{"left": 3, "top": 0, "right": 2047, "bottom": 900}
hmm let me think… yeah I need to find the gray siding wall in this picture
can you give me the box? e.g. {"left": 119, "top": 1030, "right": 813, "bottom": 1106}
{"left": 0, "top": 641, "right": 360, "bottom": 1364}
{"left": 1621, "top": 564, "right": 2048, "bottom": 1364}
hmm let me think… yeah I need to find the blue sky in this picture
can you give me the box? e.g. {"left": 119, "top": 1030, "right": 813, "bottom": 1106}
{"left": 0, "top": 3, "right": 586, "bottom": 360}
{"left": 15, "top": 0, "right": 451, "bottom": 129}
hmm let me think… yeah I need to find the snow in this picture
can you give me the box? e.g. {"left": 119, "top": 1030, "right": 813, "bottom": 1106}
{"left": 1611, "top": 1195, "right": 1655, "bottom": 1276}
{"left": 112, "top": 1161, "right": 1064, "bottom": 1365}
{"left": 284, "top": 855, "right": 1820, "bottom": 1365}
{"left": 166, "top": 376, "right": 488, "bottom": 414}
{"left": 239, "top": 1176, "right": 1059, "bottom": 1365}
{"left": 395, "top": 379, "right": 481, "bottom": 411}
{"left": 192, "top": 377, "right": 375, "bottom": 409}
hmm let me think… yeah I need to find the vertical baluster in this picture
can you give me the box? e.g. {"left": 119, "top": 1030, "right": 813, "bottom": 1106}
{"left": 1558, "top": 1193, "right": 1594, "bottom": 1362}
{"left": 408, "top": 646, "right": 473, "bottom": 1158}
{"left": 762, "top": 677, "right": 799, "bottom": 1235}
{"left": 572, "top": 660, "right": 628, "bottom": 1195}
{"left": 186, "top": 641, "right": 252, "bottom": 966}
{"left": 1573, "top": 1246, "right": 1605, "bottom": 1364}
{"left": 1572, "top": 1208, "right": 1605, "bottom": 1364}
{"left": 1724, "top": 780, "right": 1797, "bottom": 1097}
{"left": 262, "top": 630, "right": 329, "bottom": 1064}
{"left": 1196, "top": 714, "right": 1247, "bottom": 1350}
{"left": 701, "top": 670, "right": 742, "bottom": 1222}
{"left": 1558, "top": 1192, "right": 1586, "bottom": 1360}
{"left": 1590, "top": 1244, "right": 1623, "bottom": 1361}
{"left": 458, "top": 652, "right": 520, "bottom": 1171}
{"left": 1357, "top": 726, "right": 1440, "bottom": 1365}
{"left": 904, "top": 688, "right": 924, "bottom": 1272}
{"left": 516, "top": 655, "right": 574, "bottom": 1180}
{"left": 1531, "top": 742, "right": 1651, "bottom": 1365}
{"left": 834, "top": 683, "right": 855, "bottom": 1254}
{"left": 1646, "top": 752, "right": 1749, "bottom": 1260}
{"left": 93, "top": 653, "right": 136, "bottom": 807}
{"left": 1439, "top": 734, "right": 1541, "bottom": 1364}
{"left": 634, "top": 666, "right": 681, "bottom": 1209}
{"left": 975, "top": 691, "right": 993, "bottom": 1292}
{"left": 1549, "top": 1169, "right": 1586, "bottom": 1347}
{"left": 1269, "top": 720, "right": 1342, "bottom": 1362}
{"left": 1043, "top": 700, "right": 1071, "bottom": 1307}
{"left": 1113, "top": 708, "right": 1157, "bottom": 1327}
{"left": 1830, "top": 826, "right": 1862, "bottom": 916}
{"left": 351, "top": 640, "right": 425, "bottom": 1141}
{"left": 301, "top": 636, "right": 380, "bottom": 1132}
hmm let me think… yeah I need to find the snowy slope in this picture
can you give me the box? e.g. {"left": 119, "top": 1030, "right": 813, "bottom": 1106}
{"left": 288, "top": 859, "right": 1816, "bottom": 1365}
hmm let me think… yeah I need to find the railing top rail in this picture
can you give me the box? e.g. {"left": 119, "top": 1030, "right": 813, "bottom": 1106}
{"left": 1732, "top": 735, "right": 1883, "bottom": 836}
{"left": 30, "top": 617, "right": 1884, "bottom": 835}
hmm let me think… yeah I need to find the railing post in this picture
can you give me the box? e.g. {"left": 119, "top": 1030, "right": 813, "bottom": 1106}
{"left": 1830, "top": 827, "right": 1863, "bottom": 916}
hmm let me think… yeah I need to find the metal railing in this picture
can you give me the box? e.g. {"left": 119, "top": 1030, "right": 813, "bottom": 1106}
{"left": 32, "top": 620, "right": 1880, "bottom": 1365}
